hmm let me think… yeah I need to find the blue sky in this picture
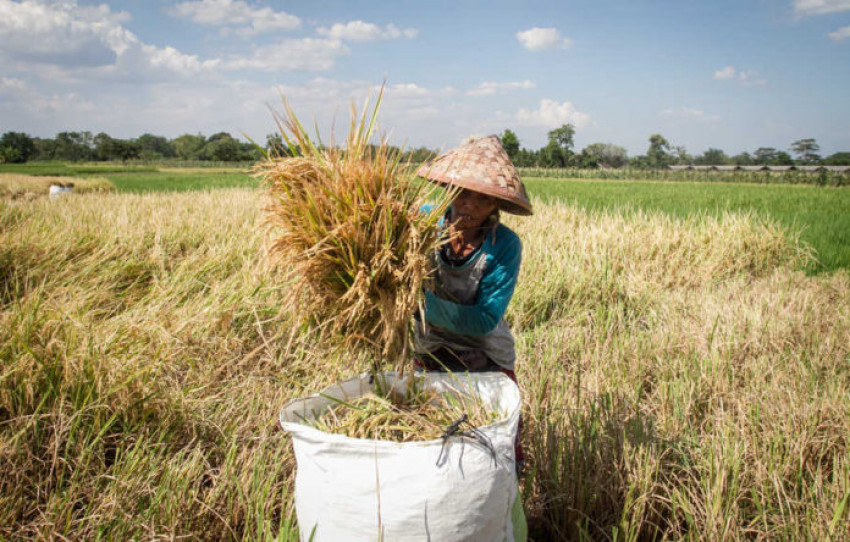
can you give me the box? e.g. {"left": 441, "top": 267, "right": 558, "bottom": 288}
{"left": 1, "top": 0, "right": 849, "bottom": 156}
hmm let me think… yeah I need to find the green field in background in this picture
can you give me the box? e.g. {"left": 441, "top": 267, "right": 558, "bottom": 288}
{"left": 524, "top": 177, "right": 850, "bottom": 274}
{"left": 0, "top": 162, "right": 258, "bottom": 192}
{"left": 104, "top": 169, "right": 257, "bottom": 192}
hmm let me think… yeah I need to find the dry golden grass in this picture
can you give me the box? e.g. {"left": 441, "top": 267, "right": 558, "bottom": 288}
{"left": 1, "top": 188, "right": 847, "bottom": 540}
{"left": 0, "top": 173, "right": 115, "bottom": 200}
{"left": 258, "top": 95, "right": 452, "bottom": 372}
{"left": 309, "top": 377, "right": 500, "bottom": 442}
{"left": 505, "top": 203, "right": 848, "bottom": 540}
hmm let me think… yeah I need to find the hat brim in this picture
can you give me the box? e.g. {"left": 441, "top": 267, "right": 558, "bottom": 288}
{"left": 414, "top": 134, "right": 534, "bottom": 216}
{"left": 417, "top": 172, "right": 533, "bottom": 216}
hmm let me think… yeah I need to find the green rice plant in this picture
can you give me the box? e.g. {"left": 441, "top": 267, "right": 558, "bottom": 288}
{"left": 258, "top": 90, "right": 453, "bottom": 374}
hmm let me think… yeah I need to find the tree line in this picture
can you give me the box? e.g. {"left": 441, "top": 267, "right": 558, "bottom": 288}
{"left": 2, "top": 128, "right": 848, "bottom": 167}
{"left": 498, "top": 127, "right": 850, "bottom": 168}
{"left": 0, "top": 130, "right": 440, "bottom": 165}
{"left": 0, "top": 131, "right": 265, "bottom": 164}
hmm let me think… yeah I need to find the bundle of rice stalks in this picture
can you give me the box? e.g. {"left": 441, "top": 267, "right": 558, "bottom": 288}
{"left": 310, "top": 376, "right": 501, "bottom": 442}
{"left": 258, "top": 90, "right": 453, "bottom": 374}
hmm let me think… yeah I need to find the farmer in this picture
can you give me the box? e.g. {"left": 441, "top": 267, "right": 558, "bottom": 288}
{"left": 413, "top": 135, "right": 532, "bottom": 466}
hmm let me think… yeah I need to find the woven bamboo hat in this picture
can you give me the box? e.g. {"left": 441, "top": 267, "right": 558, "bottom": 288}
{"left": 416, "top": 135, "right": 533, "bottom": 216}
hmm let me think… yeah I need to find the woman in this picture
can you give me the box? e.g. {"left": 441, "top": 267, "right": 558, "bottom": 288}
{"left": 414, "top": 135, "right": 533, "bottom": 465}
{"left": 414, "top": 134, "right": 532, "bottom": 374}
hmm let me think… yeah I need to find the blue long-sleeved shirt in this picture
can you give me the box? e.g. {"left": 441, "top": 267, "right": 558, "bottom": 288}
{"left": 420, "top": 204, "right": 522, "bottom": 336}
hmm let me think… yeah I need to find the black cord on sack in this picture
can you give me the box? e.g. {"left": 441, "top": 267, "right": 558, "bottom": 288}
{"left": 436, "top": 414, "right": 498, "bottom": 467}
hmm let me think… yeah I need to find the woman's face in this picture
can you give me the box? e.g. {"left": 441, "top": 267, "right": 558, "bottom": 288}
{"left": 450, "top": 189, "right": 499, "bottom": 230}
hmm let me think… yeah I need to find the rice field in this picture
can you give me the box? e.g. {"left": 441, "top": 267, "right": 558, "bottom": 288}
{"left": 0, "top": 162, "right": 256, "bottom": 193}
{"left": 517, "top": 166, "right": 850, "bottom": 186}
{"left": 2, "top": 187, "right": 847, "bottom": 540}
{"left": 526, "top": 177, "right": 850, "bottom": 274}
{"left": 4, "top": 162, "right": 846, "bottom": 274}
{"left": 0, "top": 173, "right": 115, "bottom": 200}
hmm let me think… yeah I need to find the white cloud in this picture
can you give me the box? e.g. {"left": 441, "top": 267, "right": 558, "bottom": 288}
{"left": 262, "top": 78, "right": 459, "bottom": 142}
{"left": 96, "top": 35, "right": 221, "bottom": 80}
{"left": 136, "top": 79, "right": 276, "bottom": 132}
{"left": 274, "top": 77, "right": 372, "bottom": 104}
{"left": 0, "top": 76, "right": 28, "bottom": 95}
{"left": 793, "top": 0, "right": 850, "bottom": 16}
{"left": 171, "top": 0, "right": 300, "bottom": 35}
{"left": 714, "top": 66, "right": 767, "bottom": 86}
{"left": 1, "top": 72, "right": 287, "bottom": 139}
{"left": 661, "top": 107, "right": 703, "bottom": 117}
{"left": 714, "top": 66, "right": 737, "bottom": 80}
{"left": 515, "top": 99, "right": 590, "bottom": 128}
{"left": 385, "top": 83, "right": 430, "bottom": 97}
{"left": 265, "top": 80, "right": 450, "bottom": 115}
{"left": 317, "top": 21, "right": 418, "bottom": 42}
{"left": 140, "top": 45, "right": 221, "bottom": 73}
{"left": 516, "top": 27, "right": 573, "bottom": 51}
{"left": 0, "top": 0, "right": 223, "bottom": 79}
{"left": 222, "top": 38, "right": 349, "bottom": 71}
{"left": 0, "top": 0, "right": 132, "bottom": 67}
{"left": 661, "top": 107, "right": 720, "bottom": 122}
{"left": 466, "top": 80, "right": 534, "bottom": 96}
{"left": 738, "top": 70, "right": 767, "bottom": 86}
{"left": 828, "top": 25, "right": 850, "bottom": 40}
{"left": 0, "top": 77, "right": 98, "bottom": 122}
{"left": 378, "top": 83, "right": 460, "bottom": 129}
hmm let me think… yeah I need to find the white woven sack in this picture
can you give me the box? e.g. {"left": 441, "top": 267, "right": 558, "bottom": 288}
{"left": 49, "top": 185, "right": 73, "bottom": 198}
{"left": 279, "top": 372, "right": 525, "bottom": 541}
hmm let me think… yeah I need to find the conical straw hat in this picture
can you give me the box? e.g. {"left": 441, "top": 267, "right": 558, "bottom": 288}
{"left": 416, "top": 135, "right": 533, "bottom": 216}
